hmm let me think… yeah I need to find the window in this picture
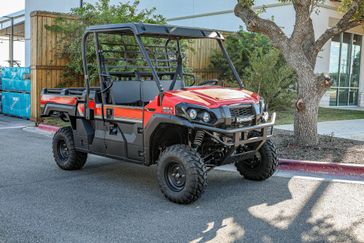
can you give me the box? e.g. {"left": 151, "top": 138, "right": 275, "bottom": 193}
{"left": 329, "top": 33, "right": 362, "bottom": 106}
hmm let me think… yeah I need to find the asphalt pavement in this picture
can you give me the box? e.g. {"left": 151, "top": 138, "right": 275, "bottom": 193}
{"left": 0, "top": 115, "right": 364, "bottom": 243}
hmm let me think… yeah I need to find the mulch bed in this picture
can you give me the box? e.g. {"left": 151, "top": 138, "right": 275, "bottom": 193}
{"left": 272, "top": 129, "right": 364, "bottom": 164}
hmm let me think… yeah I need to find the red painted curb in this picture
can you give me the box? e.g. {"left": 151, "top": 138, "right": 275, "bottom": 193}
{"left": 278, "top": 159, "right": 364, "bottom": 177}
{"left": 37, "top": 124, "right": 60, "bottom": 133}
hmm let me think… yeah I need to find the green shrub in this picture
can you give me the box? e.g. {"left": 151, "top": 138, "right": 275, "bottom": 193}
{"left": 46, "top": 0, "right": 165, "bottom": 86}
{"left": 245, "top": 48, "right": 296, "bottom": 110}
{"left": 210, "top": 30, "right": 296, "bottom": 110}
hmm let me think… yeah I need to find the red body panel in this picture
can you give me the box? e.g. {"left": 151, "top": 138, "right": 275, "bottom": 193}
{"left": 143, "top": 86, "right": 260, "bottom": 126}
{"left": 42, "top": 86, "right": 260, "bottom": 126}
{"left": 40, "top": 94, "right": 78, "bottom": 106}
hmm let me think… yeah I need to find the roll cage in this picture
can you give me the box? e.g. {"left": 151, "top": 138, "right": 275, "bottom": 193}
{"left": 81, "top": 23, "right": 244, "bottom": 118}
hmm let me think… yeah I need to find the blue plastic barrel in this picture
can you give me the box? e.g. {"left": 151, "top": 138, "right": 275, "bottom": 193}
{"left": 1, "top": 67, "right": 31, "bottom": 93}
{"left": 1, "top": 92, "right": 30, "bottom": 119}
{"left": 0, "top": 92, "right": 2, "bottom": 113}
{"left": 1, "top": 78, "right": 31, "bottom": 92}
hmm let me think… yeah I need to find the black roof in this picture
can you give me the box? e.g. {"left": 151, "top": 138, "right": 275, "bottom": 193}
{"left": 86, "top": 23, "right": 224, "bottom": 39}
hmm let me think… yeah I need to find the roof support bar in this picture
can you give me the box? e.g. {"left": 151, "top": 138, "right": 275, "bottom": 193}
{"left": 217, "top": 39, "right": 244, "bottom": 88}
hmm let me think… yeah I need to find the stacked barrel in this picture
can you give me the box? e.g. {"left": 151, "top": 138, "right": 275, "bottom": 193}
{"left": 0, "top": 67, "right": 31, "bottom": 119}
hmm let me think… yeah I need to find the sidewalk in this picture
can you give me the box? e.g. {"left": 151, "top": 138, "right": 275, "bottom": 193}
{"left": 276, "top": 119, "right": 364, "bottom": 141}
{"left": 0, "top": 114, "right": 33, "bottom": 129}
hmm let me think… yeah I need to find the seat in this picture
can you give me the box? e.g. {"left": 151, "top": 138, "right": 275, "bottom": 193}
{"left": 141, "top": 81, "right": 159, "bottom": 103}
{"left": 110, "top": 80, "right": 184, "bottom": 105}
{"left": 110, "top": 80, "right": 141, "bottom": 105}
{"left": 141, "top": 80, "right": 184, "bottom": 103}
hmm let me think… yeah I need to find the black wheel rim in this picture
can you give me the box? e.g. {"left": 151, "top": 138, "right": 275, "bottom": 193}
{"left": 58, "top": 140, "right": 69, "bottom": 161}
{"left": 244, "top": 151, "right": 262, "bottom": 170}
{"left": 165, "top": 161, "right": 186, "bottom": 192}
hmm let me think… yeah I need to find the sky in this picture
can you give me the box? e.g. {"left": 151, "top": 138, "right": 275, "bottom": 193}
{"left": 0, "top": 0, "right": 24, "bottom": 16}
{"left": 0, "top": 0, "right": 25, "bottom": 67}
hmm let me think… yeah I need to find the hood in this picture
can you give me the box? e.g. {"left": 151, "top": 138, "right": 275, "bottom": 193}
{"left": 164, "top": 87, "right": 260, "bottom": 108}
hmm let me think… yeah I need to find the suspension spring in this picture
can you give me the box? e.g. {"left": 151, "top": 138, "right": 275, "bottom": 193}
{"left": 193, "top": 130, "right": 205, "bottom": 149}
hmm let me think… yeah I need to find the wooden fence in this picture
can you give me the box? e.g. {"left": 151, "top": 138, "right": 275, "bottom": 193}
{"left": 30, "top": 11, "right": 223, "bottom": 121}
{"left": 30, "top": 11, "right": 83, "bottom": 122}
{"left": 185, "top": 38, "right": 220, "bottom": 80}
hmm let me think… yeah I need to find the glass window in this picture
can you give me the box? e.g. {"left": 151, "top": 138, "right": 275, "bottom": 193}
{"left": 329, "top": 33, "right": 362, "bottom": 106}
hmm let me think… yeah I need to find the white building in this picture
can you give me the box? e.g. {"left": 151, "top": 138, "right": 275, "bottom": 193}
{"left": 2, "top": 0, "right": 364, "bottom": 107}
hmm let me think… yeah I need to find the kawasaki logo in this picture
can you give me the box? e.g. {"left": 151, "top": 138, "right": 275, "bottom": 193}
{"left": 235, "top": 115, "right": 254, "bottom": 123}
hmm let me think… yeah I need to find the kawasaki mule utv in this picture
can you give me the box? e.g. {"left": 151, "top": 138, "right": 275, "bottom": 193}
{"left": 41, "top": 23, "right": 277, "bottom": 204}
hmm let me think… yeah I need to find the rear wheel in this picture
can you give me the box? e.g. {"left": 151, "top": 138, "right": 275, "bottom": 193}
{"left": 157, "top": 145, "right": 207, "bottom": 204}
{"left": 235, "top": 139, "right": 278, "bottom": 181}
{"left": 52, "top": 127, "right": 87, "bottom": 170}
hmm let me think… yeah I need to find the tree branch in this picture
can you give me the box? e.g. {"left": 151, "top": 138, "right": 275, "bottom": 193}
{"left": 291, "top": 0, "right": 312, "bottom": 46}
{"left": 301, "top": 17, "right": 316, "bottom": 66}
{"left": 312, "top": 0, "right": 363, "bottom": 57}
{"left": 234, "top": 2, "right": 289, "bottom": 51}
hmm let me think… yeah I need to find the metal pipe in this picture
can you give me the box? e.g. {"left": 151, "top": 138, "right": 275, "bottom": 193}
{"left": 10, "top": 17, "right": 14, "bottom": 67}
{"left": 2, "top": 16, "right": 14, "bottom": 67}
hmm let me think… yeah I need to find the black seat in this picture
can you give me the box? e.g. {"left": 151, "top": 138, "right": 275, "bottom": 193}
{"left": 110, "top": 80, "right": 141, "bottom": 105}
{"left": 141, "top": 80, "right": 184, "bottom": 103}
{"left": 110, "top": 80, "right": 184, "bottom": 105}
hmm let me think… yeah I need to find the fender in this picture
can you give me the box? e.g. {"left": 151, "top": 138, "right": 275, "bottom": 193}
{"left": 41, "top": 103, "right": 77, "bottom": 117}
{"left": 143, "top": 114, "right": 195, "bottom": 165}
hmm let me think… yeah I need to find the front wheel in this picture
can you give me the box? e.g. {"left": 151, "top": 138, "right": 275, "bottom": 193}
{"left": 52, "top": 127, "right": 87, "bottom": 170}
{"left": 157, "top": 145, "right": 207, "bottom": 204}
{"left": 235, "top": 139, "right": 278, "bottom": 181}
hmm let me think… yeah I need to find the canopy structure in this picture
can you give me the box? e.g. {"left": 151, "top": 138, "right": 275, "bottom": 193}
{"left": 86, "top": 23, "right": 225, "bottom": 40}
{"left": 0, "top": 10, "right": 25, "bottom": 67}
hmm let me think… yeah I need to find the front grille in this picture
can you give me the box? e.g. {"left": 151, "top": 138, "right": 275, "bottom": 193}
{"left": 229, "top": 105, "right": 254, "bottom": 117}
{"left": 229, "top": 105, "right": 255, "bottom": 128}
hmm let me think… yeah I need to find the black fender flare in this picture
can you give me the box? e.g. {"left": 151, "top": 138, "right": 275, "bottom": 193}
{"left": 143, "top": 114, "right": 195, "bottom": 165}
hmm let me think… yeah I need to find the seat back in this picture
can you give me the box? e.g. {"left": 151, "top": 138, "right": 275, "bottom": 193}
{"left": 110, "top": 81, "right": 141, "bottom": 105}
{"left": 141, "top": 81, "right": 159, "bottom": 103}
{"left": 140, "top": 80, "right": 184, "bottom": 103}
{"left": 109, "top": 80, "right": 184, "bottom": 105}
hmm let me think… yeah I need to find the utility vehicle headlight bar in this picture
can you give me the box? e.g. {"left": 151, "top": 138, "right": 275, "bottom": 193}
{"left": 175, "top": 103, "right": 217, "bottom": 125}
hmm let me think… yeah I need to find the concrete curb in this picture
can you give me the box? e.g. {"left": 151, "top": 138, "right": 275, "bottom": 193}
{"left": 36, "top": 124, "right": 364, "bottom": 177}
{"left": 37, "top": 124, "right": 60, "bottom": 133}
{"left": 278, "top": 159, "right": 364, "bottom": 177}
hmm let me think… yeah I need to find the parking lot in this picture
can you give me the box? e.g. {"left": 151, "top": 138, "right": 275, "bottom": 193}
{"left": 0, "top": 115, "right": 363, "bottom": 243}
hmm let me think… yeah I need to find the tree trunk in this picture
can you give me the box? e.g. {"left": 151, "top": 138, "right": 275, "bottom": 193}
{"left": 294, "top": 93, "right": 320, "bottom": 146}
{"left": 284, "top": 51, "right": 322, "bottom": 146}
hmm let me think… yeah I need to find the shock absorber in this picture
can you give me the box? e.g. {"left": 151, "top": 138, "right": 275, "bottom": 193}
{"left": 193, "top": 130, "right": 205, "bottom": 149}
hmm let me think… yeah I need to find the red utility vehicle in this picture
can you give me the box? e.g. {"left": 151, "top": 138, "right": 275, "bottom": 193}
{"left": 41, "top": 23, "right": 277, "bottom": 204}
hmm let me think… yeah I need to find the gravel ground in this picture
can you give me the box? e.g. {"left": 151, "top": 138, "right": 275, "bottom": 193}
{"left": 273, "top": 129, "right": 364, "bottom": 164}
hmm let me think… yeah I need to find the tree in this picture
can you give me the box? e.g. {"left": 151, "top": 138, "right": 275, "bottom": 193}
{"left": 234, "top": 0, "right": 364, "bottom": 146}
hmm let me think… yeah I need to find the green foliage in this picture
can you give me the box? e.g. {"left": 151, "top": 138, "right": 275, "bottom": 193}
{"left": 245, "top": 48, "right": 296, "bottom": 110}
{"left": 46, "top": 0, "right": 165, "bottom": 86}
{"left": 210, "top": 30, "right": 296, "bottom": 110}
{"left": 210, "top": 30, "right": 271, "bottom": 82}
{"left": 340, "top": 0, "right": 364, "bottom": 19}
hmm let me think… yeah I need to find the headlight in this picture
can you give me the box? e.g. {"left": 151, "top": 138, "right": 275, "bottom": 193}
{"left": 187, "top": 109, "right": 198, "bottom": 120}
{"left": 201, "top": 111, "right": 211, "bottom": 123}
{"left": 260, "top": 98, "right": 266, "bottom": 113}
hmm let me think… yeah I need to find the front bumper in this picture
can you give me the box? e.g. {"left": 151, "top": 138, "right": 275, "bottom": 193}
{"left": 194, "top": 112, "right": 276, "bottom": 147}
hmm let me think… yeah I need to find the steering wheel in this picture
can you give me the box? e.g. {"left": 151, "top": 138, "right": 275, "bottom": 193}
{"left": 199, "top": 79, "right": 219, "bottom": 86}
